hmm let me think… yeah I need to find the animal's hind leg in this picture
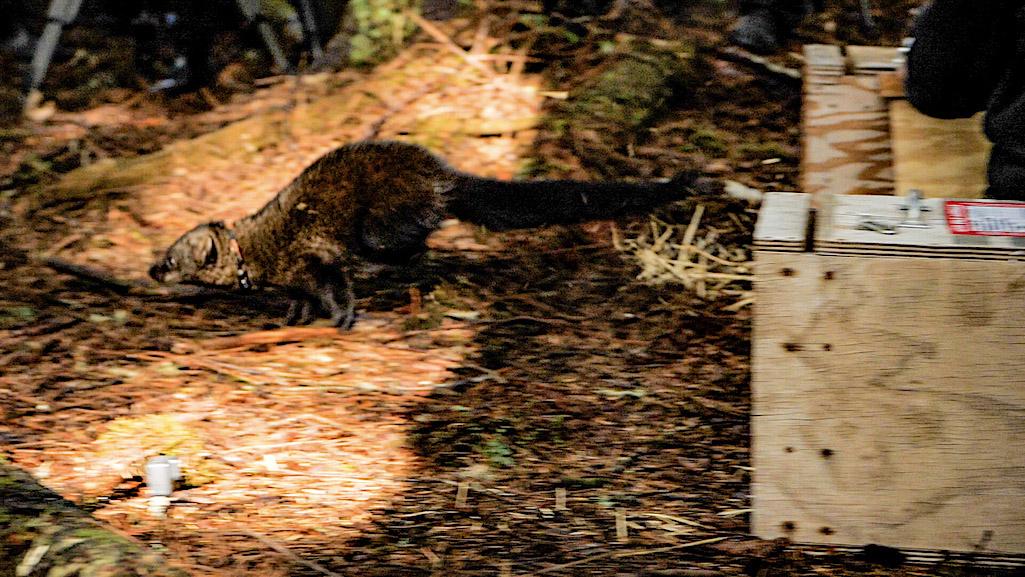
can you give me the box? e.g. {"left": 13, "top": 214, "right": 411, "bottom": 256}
{"left": 357, "top": 203, "right": 439, "bottom": 264}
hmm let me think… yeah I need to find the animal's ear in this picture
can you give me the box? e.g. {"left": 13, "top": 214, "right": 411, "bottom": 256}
{"left": 188, "top": 230, "right": 216, "bottom": 266}
{"left": 202, "top": 234, "right": 219, "bottom": 267}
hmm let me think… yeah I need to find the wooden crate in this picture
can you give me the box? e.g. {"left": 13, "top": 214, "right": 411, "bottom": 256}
{"left": 886, "top": 90, "right": 990, "bottom": 200}
{"left": 802, "top": 45, "right": 989, "bottom": 199}
{"left": 752, "top": 192, "right": 1025, "bottom": 554}
{"left": 802, "top": 45, "right": 895, "bottom": 197}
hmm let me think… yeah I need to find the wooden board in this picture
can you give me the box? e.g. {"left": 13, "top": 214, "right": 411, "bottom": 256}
{"left": 802, "top": 73, "right": 895, "bottom": 197}
{"left": 845, "top": 45, "right": 900, "bottom": 73}
{"left": 890, "top": 100, "right": 990, "bottom": 199}
{"left": 752, "top": 192, "right": 1025, "bottom": 260}
{"left": 801, "top": 43, "right": 990, "bottom": 200}
{"left": 800, "top": 45, "right": 895, "bottom": 197}
{"left": 752, "top": 192, "right": 809, "bottom": 252}
{"left": 751, "top": 192, "right": 1025, "bottom": 553}
{"left": 804, "top": 44, "right": 844, "bottom": 74}
{"left": 751, "top": 250, "right": 1025, "bottom": 553}
{"left": 815, "top": 194, "right": 1025, "bottom": 259}
{"left": 877, "top": 71, "right": 904, "bottom": 99}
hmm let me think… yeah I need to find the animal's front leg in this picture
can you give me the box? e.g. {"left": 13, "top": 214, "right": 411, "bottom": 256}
{"left": 317, "top": 269, "right": 356, "bottom": 330}
{"left": 284, "top": 296, "right": 316, "bottom": 326}
{"left": 284, "top": 251, "right": 357, "bottom": 330}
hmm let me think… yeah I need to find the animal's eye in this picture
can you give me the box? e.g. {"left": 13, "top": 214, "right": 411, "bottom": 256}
{"left": 166, "top": 257, "right": 177, "bottom": 268}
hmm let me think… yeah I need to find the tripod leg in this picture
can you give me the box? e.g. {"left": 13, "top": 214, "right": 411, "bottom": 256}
{"left": 234, "top": 0, "right": 294, "bottom": 73}
{"left": 294, "top": 0, "right": 324, "bottom": 64}
{"left": 859, "top": 0, "right": 877, "bottom": 34}
{"left": 26, "top": 0, "right": 84, "bottom": 97}
{"left": 257, "top": 21, "right": 293, "bottom": 72}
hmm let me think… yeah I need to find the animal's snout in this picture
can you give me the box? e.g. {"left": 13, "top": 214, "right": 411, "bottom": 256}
{"left": 149, "top": 263, "right": 166, "bottom": 281}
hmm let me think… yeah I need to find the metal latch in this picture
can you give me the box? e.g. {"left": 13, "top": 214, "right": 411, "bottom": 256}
{"left": 857, "top": 217, "right": 897, "bottom": 235}
{"left": 898, "top": 189, "right": 931, "bottom": 229}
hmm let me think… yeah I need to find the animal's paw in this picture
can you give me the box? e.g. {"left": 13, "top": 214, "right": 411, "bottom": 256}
{"left": 285, "top": 299, "right": 315, "bottom": 326}
{"left": 333, "top": 310, "right": 356, "bottom": 331}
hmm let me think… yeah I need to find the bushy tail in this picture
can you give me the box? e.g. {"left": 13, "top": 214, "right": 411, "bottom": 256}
{"left": 447, "top": 172, "right": 713, "bottom": 231}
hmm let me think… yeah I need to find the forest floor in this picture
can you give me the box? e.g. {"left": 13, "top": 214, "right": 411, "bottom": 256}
{"left": 0, "top": 2, "right": 1010, "bottom": 576}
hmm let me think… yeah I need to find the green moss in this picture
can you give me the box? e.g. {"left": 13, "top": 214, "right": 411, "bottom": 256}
{"left": 543, "top": 118, "right": 570, "bottom": 138}
{"left": 347, "top": 0, "right": 420, "bottom": 65}
{"left": 545, "top": 40, "right": 699, "bottom": 174}
{"left": 252, "top": 0, "right": 304, "bottom": 48}
{"left": 67, "top": 527, "right": 131, "bottom": 545}
{"left": 686, "top": 128, "right": 728, "bottom": 156}
{"left": 736, "top": 140, "right": 794, "bottom": 161}
{"left": 564, "top": 41, "right": 696, "bottom": 133}
{"left": 560, "top": 476, "right": 610, "bottom": 489}
{"left": 481, "top": 437, "right": 515, "bottom": 468}
{"left": 430, "top": 283, "right": 478, "bottom": 310}
{"left": 517, "top": 157, "right": 576, "bottom": 179}
{"left": 401, "top": 299, "right": 445, "bottom": 331}
{"left": 517, "top": 13, "right": 548, "bottom": 28}
{"left": 0, "top": 306, "right": 37, "bottom": 329}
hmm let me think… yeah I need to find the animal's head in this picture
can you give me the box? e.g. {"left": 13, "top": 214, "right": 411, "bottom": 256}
{"left": 149, "top": 222, "right": 237, "bottom": 286}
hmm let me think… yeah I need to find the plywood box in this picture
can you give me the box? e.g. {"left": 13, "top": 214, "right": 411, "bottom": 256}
{"left": 889, "top": 101, "right": 990, "bottom": 199}
{"left": 801, "top": 45, "right": 895, "bottom": 197}
{"left": 801, "top": 44, "right": 989, "bottom": 200}
{"left": 752, "top": 192, "right": 1025, "bottom": 554}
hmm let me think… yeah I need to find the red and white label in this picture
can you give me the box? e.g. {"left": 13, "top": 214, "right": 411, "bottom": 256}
{"left": 944, "top": 201, "right": 1025, "bottom": 236}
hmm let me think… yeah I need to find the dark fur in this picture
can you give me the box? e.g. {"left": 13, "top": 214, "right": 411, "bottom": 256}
{"left": 150, "top": 141, "right": 711, "bottom": 328}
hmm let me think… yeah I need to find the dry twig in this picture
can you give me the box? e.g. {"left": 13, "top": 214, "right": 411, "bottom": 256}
{"left": 406, "top": 10, "right": 496, "bottom": 77}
